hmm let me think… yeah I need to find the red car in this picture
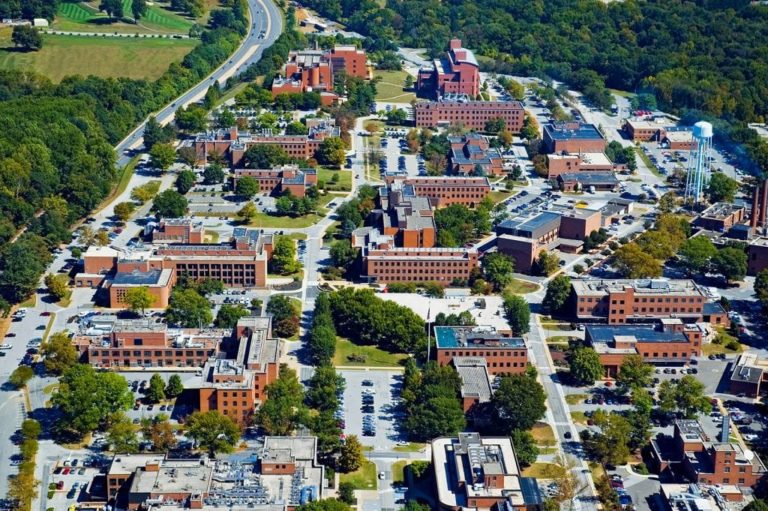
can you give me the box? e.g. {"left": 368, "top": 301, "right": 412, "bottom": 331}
{"left": 40, "top": 311, "right": 51, "bottom": 317}
{"left": 56, "top": 481, "right": 64, "bottom": 490}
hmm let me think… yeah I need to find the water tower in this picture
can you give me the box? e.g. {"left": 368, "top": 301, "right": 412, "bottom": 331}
{"left": 684, "top": 121, "right": 714, "bottom": 206}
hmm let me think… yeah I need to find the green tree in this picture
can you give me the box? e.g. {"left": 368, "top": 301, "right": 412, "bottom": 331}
{"left": 679, "top": 236, "right": 717, "bottom": 273}
{"left": 0, "top": 234, "right": 51, "bottom": 302}
{"left": 166, "top": 288, "right": 212, "bottom": 327}
{"left": 503, "top": 294, "right": 530, "bottom": 335}
{"left": 215, "top": 303, "right": 250, "bottom": 328}
{"left": 11, "top": 25, "right": 42, "bottom": 51}
{"left": 613, "top": 243, "right": 662, "bottom": 278}
{"left": 510, "top": 429, "right": 539, "bottom": 467}
{"left": 132, "top": 0, "right": 148, "bottom": 19}
{"left": 236, "top": 176, "right": 260, "bottom": 198}
{"left": 258, "top": 366, "right": 307, "bottom": 435}
{"left": 176, "top": 170, "right": 196, "bottom": 194}
{"left": 286, "top": 121, "right": 309, "bottom": 135}
{"left": 406, "top": 395, "right": 466, "bottom": 441}
{"left": 186, "top": 411, "right": 241, "bottom": 456}
{"left": 337, "top": 482, "right": 356, "bottom": 505}
{"left": 149, "top": 142, "right": 176, "bottom": 171}
{"left": 203, "top": 164, "right": 226, "bottom": 184}
{"left": 483, "top": 252, "right": 514, "bottom": 291}
{"left": 658, "top": 192, "right": 678, "bottom": 213}
{"left": 615, "top": 355, "right": 654, "bottom": 391}
{"left": 146, "top": 373, "right": 166, "bottom": 403}
{"left": 146, "top": 418, "right": 177, "bottom": 451}
{"left": 8, "top": 366, "right": 34, "bottom": 388}
{"left": 712, "top": 247, "right": 747, "bottom": 283}
{"left": 100, "top": 0, "right": 124, "bottom": 18}
{"left": 567, "top": 346, "right": 603, "bottom": 386}
{"left": 755, "top": 269, "right": 768, "bottom": 306}
{"left": 52, "top": 364, "right": 133, "bottom": 436}
{"left": 266, "top": 295, "right": 300, "bottom": 337}
{"left": 543, "top": 275, "right": 571, "bottom": 314}
{"left": 658, "top": 375, "right": 711, "bottom": 418}
{"left": 491, "top": 374, "right": 547, "bottom": 433}
{"left": 338, "top": 434, "right": 364, "bottom": 472}
{"left": 152, "top": 189, "right": 189, "bottom": 218}
{"left": 520, "top": 114, "right": 539, "bottom": 140}
{"left": 114, "top": 201, "right": 136, "bottom": 222}
{"left": 243, "top": 144, "right": 291, "bottom": 168}
{"left": 316, "top": 137, "right": 348, "bottom": 167}
{"left": 589, "top": 411, "right": 632, "bottom": 465}
{"left": 124, "top": 286, "right": 155, "bottom": 315}
{"left": 107, "top": 412, "right": 139, "bottom": 453}
{"left": 42, "top": 331, "right": 78, "bottom": 375}
{"left": 165, "top": 374, "right": 184, "bottom": 398}
{"left": 707, "top": 173, "right": 739, "bottom": 203}
{"left": 329, "top": 239, "right": 356, "bottom": 269}
{"left": 297, "top": 500, "right": 352, "bottom": 511}
{"left": 44, "top": 273, "right": 69, "bottom": 301}
{"left": 237, "top": 202, "right": 258, "bottom": 222}
{"left": 534, "top": 251, "right": 560, "bottom": 276}
{"left": 270, "top": 236, "right": 300, "bottom": 275}
{"left": 143, "top": 117, "right": 174, "bottom": 150}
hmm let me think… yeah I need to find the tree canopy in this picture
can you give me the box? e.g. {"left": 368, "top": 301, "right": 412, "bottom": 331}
{"left": 567, "top": 346, "right": 603, "bottom": 386}
{"left": 186, "top": 411, "right": 241, "bottom": 456}
{"left": 491, "top": 373, "right": 546, "bottom": 433}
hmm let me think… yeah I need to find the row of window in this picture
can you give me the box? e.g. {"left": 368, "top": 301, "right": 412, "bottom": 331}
{"left": 372, "top": 260, "right": 469, "bottom": 267}
{"left": 442, "top": 350, "right": 526, "bottom": 357}
{"left": 92, "top": 350, "right": 209, "bottom": 357}
{"left": 96, "top": 360, "right": 203, "bottom": 367}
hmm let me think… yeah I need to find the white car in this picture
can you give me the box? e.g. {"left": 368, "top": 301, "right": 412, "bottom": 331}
{"left": 0, "top": 343, "right": 11, "bottom": 349}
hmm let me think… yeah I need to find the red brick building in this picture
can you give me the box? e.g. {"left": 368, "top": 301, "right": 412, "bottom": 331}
{"left": 543, "top": 122, "right": 606, "bottom": 154}
{"left": 272, "top": 50, "right": 333, "bottom": 95}
{"left": 329, "top": 45, "right": 369, "bottom": 78}
{"left": 151, "top": 218, "right": 205, "bottom": 244}
{"left": 417, "top": 39, "right": 480, "bottom": 99}
{"left": 748, "top": 238, "right": 768, "bottom": 275}
{"left": 383, "top": 175, "right": 491, "bottom": 208}
{"left": 695, "top": 203, "right": 746, "bottom": 232}
{"left": 361, "top": 245, "right": 479, "bottom": 284}
{"left": 546, "top": 152, "right": 614, "bottom": 179}
{"left": 624, "top": 118, "right": 669, "bottom": 142}
{"left": 435, "top": 325, "right": 528, "bottom": 376}
{"left": 449, "top": 134, "right": 504, "bottom": 176}
{"left": 233, "top": 165, "right": 318, "bottom": 197}
{"left": 413, "top": 99, "right": 524, "bottom": 131}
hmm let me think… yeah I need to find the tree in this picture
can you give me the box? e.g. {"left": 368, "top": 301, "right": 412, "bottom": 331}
{"left": 270, "top": 236, "right": 300, "bottom": 275}
{"left": 203, "top": 164, "right": 226, "bottom": 184}
{"left": 406, "top": 396, "right": 467, "bottom": 441}
{"left": 588, "top": 411, "right": 632, "bottom": 465}
{"left": 534, "top": 251, "right": 560, "bottom": 276}
{"left": 42, "top": 331, "right": 78, "bottom": 375}
{"left": 132, "top": 0, "right": 148, "bottom": 19}
{"left": 286, "top": 121, "right": 309, "bottom": 135}
{"left": 149, "top": 143, "right": 176, "bottom": 171}
{"left": 243, "top": 144, "right": 290, "bottom": 168}
{"left": 165, "top": 374, "right": 184, "bottom": 398}
{"left": 237, "top": 202, "right": 258, "bottom": 223}
{"left": 8, "top": 366, "right": 34, "bottom": 388}
{"left": 52, "top": 364, "right": 133, "bottom": 436}
{"left": 166, "top": 288, "right": 212, "bottom": 327}
{"left": 144, "top": 117, "right": 174, "bottom": 150}
{"left": 11, "top": 25, "right": 42, "bottom": 51}
{"left": 316, "top": 137, "right": 347, "bottom": 167}
{"left": 520, "top": 114, "right": 539, "bottom": 140}
{"left": 543, "top": 275, "right": 571, "bottom": 314}
{"left": 338, "top": 435, "right": 364, "bottom": 472}
{"left": 707, "top": 173, "right": 739, "bottom": 203}
{"left": 503, "top": 294, "right": 530, "bottom": 336}
{"left": 266, "top": 296, "right": 300, "bottom": 338}
{"left": 152, "top": 189, "right": 189, "bottom": 218}
{"left": 613, "top": 243, "right": 662, "bottom": 278}
{"left": 215, "top": 303, "right": 250, "bottom": 328}
{"left": 483, "top": 252, "right": 514, "bottom": 291}
{"left": 146, "top": 374, "right": 166, "bottom": 403}
{"left": 658, "top": 192, "right": 678, "bottom": 213}
{"left": 484, "top": 117, "right": 506, "bottom": 134}
{"left": 679, "top": 236, "right": 717, "bottom": 273}
{"left": 146, "top": 419, "right": 176, "bottom": 451}
{"left": 0, "top": 234, "right": 51, "bottom": 302}
{"left": 491, "top": 374, "right": 547, "bottom": 433}
{"left": 118, "top": 288, "right": 154, "bottom": 319}
{"left": 236, "top": 176, "right": 260, "bottom": 198}
{"left": 755, "top": 269, "right": 768, "bottom": 306}
{"left": 615, "top": 355, "right": 654, "bottom": 391}
{"left": 658, "top": 375, "right": 711, "bottom": 418}
{"left": 567, "top": 346, "right": 603, "bottom": 386}
{"left": 107, "top": 412, "right": 139, "bottom": 453}
{"left": 100, "top": 0, "right": 124, "bottom": 18}
{"left": 96, "top": 229, "right": 110, "bottom": 247}
{"left": 176, "top": 170, "right": 196, "bottom": 194}
{"left": 551, "top": 453, "right": 588, "bottom": 509}
{"left": 186, "top": 411, "right": 241, "bottom": 456}
{"left": 258, "top": 366, "right": 307, "bottom": 435}
{"left": 297, "top": 500, "right": 352, "bottom": 511}
{"left": 114, "top": 201, "right": 136, "bottom": 222}
{"left": 510, "top": 429, "right": 539, "bottom": 467}
{"left": 338, "top": 482, "right": 356, "bottom": 505}
{"left": 712, "top": 247, "right": 747, "bottom": 283}
{"left": 44, "top": 273, "right": 69, "bottom": 301}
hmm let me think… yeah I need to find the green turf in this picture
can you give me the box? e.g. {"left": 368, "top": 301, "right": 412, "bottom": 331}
{"left": 0, "top": 29, "right": 197, "bottom": 81}
{"left": 374, "top": 69, "right": 416, "bottom": 103}
{"left": 339, "top": 460, "right": 377, "bottom": 490}
{"left": 333, "top": 338, "right": 407, "bottom": 368}
{"left": 53, "top": 1, "right": 196, "bottom": 34}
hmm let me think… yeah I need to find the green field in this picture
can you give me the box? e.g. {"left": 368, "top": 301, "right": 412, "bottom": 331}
{"left": 318, "top": 168, "right": 352, "bottom": 191}
{"left": 333, "top": 338, "right": 407, "bottom": 368}
{"left": 0, "top": 29, "right": 197, "bottom": 81}
{"left": 53, "top": 1, "right": 207, "bottom": 34}
{"left": 339, "top": 460, "right": 377, "bottom": 490}
{"left": 374, "top": 69, "right": 416, "bottom": 103}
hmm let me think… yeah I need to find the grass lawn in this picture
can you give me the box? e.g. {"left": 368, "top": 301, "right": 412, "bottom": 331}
{"left": 489, "top": 190, "right": 512, "bottom": 204}
{"left": 530, "top": 422, "right": 556, "bottom": 447}
{"left": 95, "top": 155, "right": 140, "bottom": 214}
{"left": 565, "top": 393, "right": 588, "bottom": 405}
{"left": 522, "top": 463, "right": 566, "bottom": 479}
{"left": 393, "top": 442, "right": 426, "bottom": 453}
{"left": 589, "top": 462, "right": 606, "bottom": 481}
{"left": 339, "top": 460, "right": 377, "bottom": 490}
{"left": 0, "top": 30, "right": 197, "bottom": 81}
{"left": 42, "top": 313, "right": 57, "bottom": 342}
{"left": 19, "top": 295, "right": 37, "bottom": 308}
{"left": 245, "top": 211, "right": 327, "bottom": 229}
{"left": 318, "top": 167, "right": 352, "bottom": 191}
{"left": 571, "top": 411, "right": 588, "bottom": 425}
{"left": 392, "top": 460, "right": 408, "bottom": 484}
{"left": 374, "top": 69, "right": 416, "bottom": 103}
{"left": 504, "top": 279, "right": 539, "bottom": 295}
{"left": 333, "top": 337, "right": 407, "bottom": 368}
{"left": 546, "top": 335, "right": 573, "bottom": 344}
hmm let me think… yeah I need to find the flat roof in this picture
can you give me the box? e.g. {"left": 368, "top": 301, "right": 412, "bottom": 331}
{"left": 586, "top": 324, "right": 688, "bottom": 344}
{"left": 435, "top": 325, "right": 525, "bottom": 349}
{"left": 544, "top": 122, "right": 604, "bottom": 141}
{"left": 112, "top": 269, "right": 172, "bottom": 287}
{"left": 559, "top": 171, "right": 619, "bottom": 185}
{"left": 700, "top": 202, "right": 745, "bottom": 220}
{"left": 454, "top": 357, "right": 493, "bottom": 402}
{"left": 572, "top": 278, "right": 704, "bottom": 297}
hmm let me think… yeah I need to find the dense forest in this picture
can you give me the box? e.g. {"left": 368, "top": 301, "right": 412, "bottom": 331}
{"left": 0, "top": 0, "right": 248, "bottom": 306}
{"left": 300, "top": 0, "right": 768, "bottom": 124}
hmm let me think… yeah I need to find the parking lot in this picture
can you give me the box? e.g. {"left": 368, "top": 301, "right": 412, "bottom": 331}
{"left": 641, "top": 142, "right": 744, "bottom": 183}
{"left": 379, "top": 134, "right": 420, "bottom": 177}
{"left": 46, "top": 455, "right": 108, "bottom": 510}
{"left": 338, "top": 369, "right": 404, "bottom": 450}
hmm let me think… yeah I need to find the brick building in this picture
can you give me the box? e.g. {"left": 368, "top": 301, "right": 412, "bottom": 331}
{"left": 79, "top": 319, "right": 224, "bottom": 369}
{"left": 623, "top": 118, "right": 669, "bottom": 142}
{"left": 546, "top": 152, "right": 614, "bottom": 179}
{"left": 361, "top": 245, "right": 478, "bottom": 284}
{"left": 271, "top": 50, "right": 333, "bottom": 94}
{"left": 435, "top": 325, "right": 528, "bottom": 376}
{"left": 383, "top": 175, "right": 491, "bottom": 208}
{"left": 729, "top": 353, "right": 768, "bottom": 398}
{"left": 585, "top": 320, "right": 703, "bottom": 377}
{"left": 192, "top": 316, "right": 279, "bottom": 425}
{"left": 328, "top": 45, "right": 369, "bottom": 78}
{"left": 452, "top": 357, "right": 493, "bottom": 413}
{"left": 649, "top": 420, "right": 766, "bottom": 497}
{"left": 543, "top": 122, "right": 606, "bottom": 154}
{"left": 748, "top": 238, "right": 768, "bottom": 275}
{"left": 374, "top": 188, "right": 436, "bottom": 248}
{"left": 750, "top": 180, "right": 768, "bottom": 230}
{"left": 151, "top": 218, "right": 205, "bottom": 244}
{"left": 413, "top": 98, "right": 524, "bottom": 131}
{"left": 571, "top": 279, "right": 729, "bottom": 325}
{"left": 558, "top": 171, "right": 620, "bottom": 192}
{"left": 232, "top": 165, "right": 318, "bottom": 197}
{"left": 695, "top": 203, "right": 746, "bottom": 232}
{"left": 417, "top": 39, "right": 480, "bottom": 99}
{"left": 432, "top": 433, "right": 543, "bottom": 511}
{"left": 101, "top": 437, "right": 325, "bottom": 510}
{"left": 663, "top": 130, "right": 695, "bottom": 151}
{"left": 449, "top": 134, "right": 504, "bottom": 176}
{"left": 191, "top": 122, "right": 340, "bottom": 167}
